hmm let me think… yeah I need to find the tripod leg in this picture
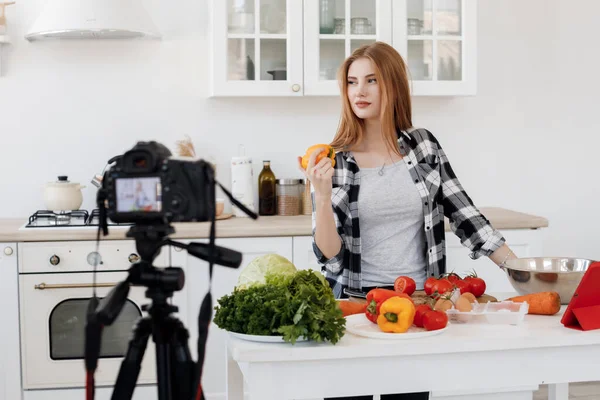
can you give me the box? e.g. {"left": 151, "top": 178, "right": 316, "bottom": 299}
{"left": 155, "top": 336, "right": 172, "bottom": 400}
{"left": 169, "top": 318, "right": 198, "bottom": 400}
{"left": 111, "top": 318, "right": 152, "bottom": 400}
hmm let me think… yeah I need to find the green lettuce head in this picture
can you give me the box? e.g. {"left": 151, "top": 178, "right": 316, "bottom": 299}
{"left": 236, "top": 253, "right": 297, "bottom": 289}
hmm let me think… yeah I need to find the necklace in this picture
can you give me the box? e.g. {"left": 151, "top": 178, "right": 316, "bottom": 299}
{"left": 377, "top": 161, "right": 386, "bottom": 176}
{"left": 377, "top": 148, "right": 395, "bottom": 176}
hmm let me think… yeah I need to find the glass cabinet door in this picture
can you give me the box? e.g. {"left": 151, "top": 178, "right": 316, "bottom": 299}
{"left": 394, "top": 0, "right": 477, "bottom": 95}
{"left": 406, "top": 0, "right": 461, "bottom": 81}
{"left": 304, "top": 0, "right": 392, "bottom": 96}
{"left": 212, "top": 0, "right": 303, "bottom": 96}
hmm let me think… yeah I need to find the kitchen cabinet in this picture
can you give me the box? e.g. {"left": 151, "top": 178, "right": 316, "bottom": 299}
{"left": 184, "top": 237, "right": 293, "bottom": 398}
{"left": 210, "top": 0, "right": 304, "bottom": 96}
{"left": 0, "top": 243, "right": 22, "bottom": 400}
{"left": 393, "top": 0, "right": 478, "bottom": 96}
{"left": 303, "top": 0, "right": 393, "bottom": 96}
{"left": 210, "top": 0, "right": 476, "bottom": 97}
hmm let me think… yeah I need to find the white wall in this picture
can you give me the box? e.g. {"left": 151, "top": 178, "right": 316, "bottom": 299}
{"left": 0, "top": 0, "right": 598, "bottom": 260}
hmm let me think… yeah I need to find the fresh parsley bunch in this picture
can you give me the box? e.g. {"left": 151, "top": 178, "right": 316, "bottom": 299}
{"left": 213, "top": 270, "right": 346, "bottom": 344}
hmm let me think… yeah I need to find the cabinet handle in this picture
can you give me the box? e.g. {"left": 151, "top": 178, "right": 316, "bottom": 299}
{"left": 292, "top": 84, "right": 301, "bottom": 92}
{"left": 3, "top": 246, "right": 13, "bottom": 256}
{"left": 128, "top": 253, "right": 140, "bottom": 263}
{"left": 34, "top": 282, "right": 118, "bottom": 290}
{"left": 49, "top": 255, "right": 60, "bottom": 266}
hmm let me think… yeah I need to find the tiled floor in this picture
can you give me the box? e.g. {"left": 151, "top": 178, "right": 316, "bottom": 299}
{"left": 534, "top": 382, "right": 600, "bottom": 400}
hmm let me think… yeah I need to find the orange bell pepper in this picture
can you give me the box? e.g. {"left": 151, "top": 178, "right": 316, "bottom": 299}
{"left": 377, "top": 297, "right": 416, "bottom": 333}
{"left": 301, "top": 144, "right": 336, "bottom": 169}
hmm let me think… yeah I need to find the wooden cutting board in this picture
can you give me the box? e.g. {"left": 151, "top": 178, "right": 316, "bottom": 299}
{"left": 411, "top": 290, "right": 498, "bottom": 305}
{"left": 347, "top": 290, "right": 498, "bottom": 305}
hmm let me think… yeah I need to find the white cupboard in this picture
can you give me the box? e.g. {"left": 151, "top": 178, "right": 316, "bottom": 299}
{"left": 303, "top": 0, "right": 393, "bottom": 96}
{"left": 210, "top": 0, "right": 477, "bottom": 97}
{"left": 0, "top": 243, "right": 21, "bottom": 400}
{"left": 393, "top": 0, "right": 477, "bottom": 96}
{"left": 210, "top": 0, "right": 304, "bottom": 96}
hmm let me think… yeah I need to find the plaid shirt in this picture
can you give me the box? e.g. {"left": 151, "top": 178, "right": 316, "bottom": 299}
{"left": 311, "top": 128, "right": 506, "bottom": 298}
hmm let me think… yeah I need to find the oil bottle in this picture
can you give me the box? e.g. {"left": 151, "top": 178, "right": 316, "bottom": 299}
{"left": 258, "top": 160, "right": 276, "bottom": 215}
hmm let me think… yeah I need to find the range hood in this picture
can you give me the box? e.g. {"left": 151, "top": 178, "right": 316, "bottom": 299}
{"left": 25, "top": 0, "right": 161, "bottom": 41}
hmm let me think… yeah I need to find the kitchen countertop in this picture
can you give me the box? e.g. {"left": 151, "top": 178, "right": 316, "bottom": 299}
{"left": 0, "top": 207, "right": 548, "bottom": 242}
{"left": 224, "top": 302, "right": 592, "bottom": 400}
{"left": 229, "top": 302, "right": 577, "bottom": 363}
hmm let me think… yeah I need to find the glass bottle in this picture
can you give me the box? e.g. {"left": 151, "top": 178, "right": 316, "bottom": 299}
{"left": 258, "top": 160, "right": 276, "bottom": 215}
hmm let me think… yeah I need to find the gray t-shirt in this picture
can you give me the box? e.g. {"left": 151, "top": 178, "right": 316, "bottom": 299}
{"left": 358, "top": 159, "right": 427, "bottom": 289}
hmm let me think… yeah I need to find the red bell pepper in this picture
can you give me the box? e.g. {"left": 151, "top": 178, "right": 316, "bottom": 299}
{"left": 365, "top": 288, "right": 413, "bottom": 323}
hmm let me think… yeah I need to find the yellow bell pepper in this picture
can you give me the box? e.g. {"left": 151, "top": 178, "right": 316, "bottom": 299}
{"left": 377, "top": 297, "right": 416, "bottom": 333}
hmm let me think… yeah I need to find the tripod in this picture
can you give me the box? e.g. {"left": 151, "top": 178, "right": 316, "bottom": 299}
{"left": 84, "top": 223, "right": 243, "bottom": 400}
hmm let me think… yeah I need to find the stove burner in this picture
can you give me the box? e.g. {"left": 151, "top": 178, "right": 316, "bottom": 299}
{"left": 56, "top": 212, "right": 71, "bottom": 225}
{"left": 24, "top": 209, "right": 133, "bottom": 228}
{"left": 27, "top": 210, "right": 89, "bottom": 227}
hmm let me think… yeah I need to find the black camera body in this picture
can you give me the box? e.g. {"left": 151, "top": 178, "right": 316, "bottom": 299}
{"left": 102, "top": 141, "right": 215, "bottom": 224}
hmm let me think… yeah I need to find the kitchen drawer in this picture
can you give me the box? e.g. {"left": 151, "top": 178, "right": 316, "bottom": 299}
{"left": 18, "top": 240, "right": 170, "bottom": 274}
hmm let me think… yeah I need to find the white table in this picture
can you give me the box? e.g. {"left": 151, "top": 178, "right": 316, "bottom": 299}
{"left": 224, "top": 305, "right": 599, "bottom": 400}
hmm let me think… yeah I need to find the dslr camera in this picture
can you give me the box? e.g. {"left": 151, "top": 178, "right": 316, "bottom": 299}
{"left": 102, "top": 140, "right": 215, "bottom": 224}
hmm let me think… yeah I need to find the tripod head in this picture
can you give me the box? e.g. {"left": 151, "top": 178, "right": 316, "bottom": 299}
{"left": 88, "top": 222, "right": 242, "bottom": 324}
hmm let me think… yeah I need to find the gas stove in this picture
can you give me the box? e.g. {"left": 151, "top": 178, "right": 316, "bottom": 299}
{"left": 23, "top": 209, "right": 133, "bottom": 228}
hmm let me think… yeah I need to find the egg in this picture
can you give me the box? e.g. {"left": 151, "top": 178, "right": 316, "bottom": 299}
{"left": 461, "top": 292, "right": 477, "bottom": 304}
{"left": 434, "top": 298, "right": 453, "bottom": 312}
{"left": 455, "top": 296, "right": 473, "bottom": 312}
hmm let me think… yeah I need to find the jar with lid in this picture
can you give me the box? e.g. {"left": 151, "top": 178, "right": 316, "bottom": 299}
{"left": 276, "top": 179, "right": 303, "bottom": 216}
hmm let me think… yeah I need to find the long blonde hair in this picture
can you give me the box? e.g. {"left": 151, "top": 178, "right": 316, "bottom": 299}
{"left": 330, "top": 42, "right": 412, "bottom": 156}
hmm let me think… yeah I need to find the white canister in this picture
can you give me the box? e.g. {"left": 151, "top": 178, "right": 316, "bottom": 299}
{"left": 230, "top": 156, "right": 255, "bottom": 217}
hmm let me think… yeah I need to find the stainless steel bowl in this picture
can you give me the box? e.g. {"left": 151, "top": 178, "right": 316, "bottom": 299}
{"left": 502, "top": 257, "right": 596, "bottom": 304}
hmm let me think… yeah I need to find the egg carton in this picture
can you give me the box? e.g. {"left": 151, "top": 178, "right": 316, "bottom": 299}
{"left": 445, "top": 300, "right": 529, "bottom": 325}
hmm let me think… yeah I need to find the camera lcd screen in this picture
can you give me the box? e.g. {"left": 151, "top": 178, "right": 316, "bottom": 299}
{"left": 115, "top": 177, "right": 162, "bottom": 213}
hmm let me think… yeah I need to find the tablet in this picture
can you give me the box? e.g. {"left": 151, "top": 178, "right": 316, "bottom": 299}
{"left": 561, "top": 261, "right": 600, "bottom": 331}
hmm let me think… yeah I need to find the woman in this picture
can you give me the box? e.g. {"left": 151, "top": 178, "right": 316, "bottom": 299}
{"left": 298, "top": 42, "right": 517, "bottom": 400}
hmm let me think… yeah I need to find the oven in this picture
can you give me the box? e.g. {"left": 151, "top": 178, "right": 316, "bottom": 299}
{"left": 18, "top": 240, "right": 169, "bottom": 390}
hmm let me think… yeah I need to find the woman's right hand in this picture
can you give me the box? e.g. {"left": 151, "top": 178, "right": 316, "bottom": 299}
{"left": 297, "top": 147, "right": 334, "bottom": 200}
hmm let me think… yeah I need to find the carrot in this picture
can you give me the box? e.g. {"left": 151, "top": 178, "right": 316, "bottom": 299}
{"left": 506, "top": 292, "right": 561, "bottom": 315}
{"left": 337, "top": 300, "right": 367, "bottom": 317}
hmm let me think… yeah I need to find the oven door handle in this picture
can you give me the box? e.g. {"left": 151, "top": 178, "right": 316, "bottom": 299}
{"left": 34, "top": 282, "right": 118, "bottom": 290}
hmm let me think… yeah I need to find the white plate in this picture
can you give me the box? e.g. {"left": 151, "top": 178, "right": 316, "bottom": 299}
{"left": 345, "top": 314, "right": 449, "bottom": 340}
{"left": 228, "top": 331, "right": 309, "bottom": 343}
